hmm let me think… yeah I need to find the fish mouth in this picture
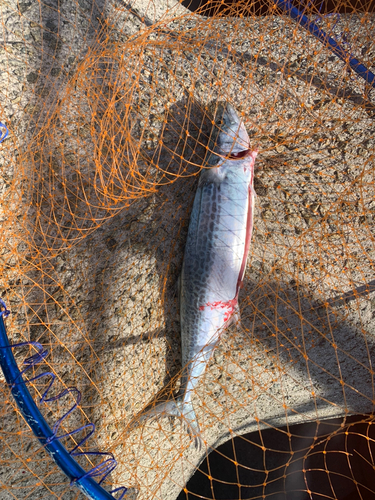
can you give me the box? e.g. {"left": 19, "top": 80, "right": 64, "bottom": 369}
{"left": 207, "top": 101, "right": 250, "bottom": 158}
{"left": 226, "top": 148, "right": 253, "bottom": 159}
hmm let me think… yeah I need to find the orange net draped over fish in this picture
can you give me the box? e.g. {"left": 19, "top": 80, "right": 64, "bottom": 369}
{"left": 0, "top": 0, "right": 374, "bottom": 498}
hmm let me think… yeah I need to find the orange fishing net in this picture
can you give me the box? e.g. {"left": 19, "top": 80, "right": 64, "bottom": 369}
{"left": 0, "top": 0, "right": 374, "bottom": 498}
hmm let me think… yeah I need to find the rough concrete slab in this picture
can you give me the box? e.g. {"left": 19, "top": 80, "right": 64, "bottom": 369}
{"left": 0, "top": 1, "right": 374, "bottom": 499}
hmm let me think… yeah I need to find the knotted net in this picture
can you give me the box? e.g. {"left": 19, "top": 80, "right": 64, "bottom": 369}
{"left": 0, "top": 0, "right": 374, "bottom": 498}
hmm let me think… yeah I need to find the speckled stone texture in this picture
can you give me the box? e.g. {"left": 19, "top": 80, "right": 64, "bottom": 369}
{"left": 0, "top": 1, "right": 374, "bottom": 499}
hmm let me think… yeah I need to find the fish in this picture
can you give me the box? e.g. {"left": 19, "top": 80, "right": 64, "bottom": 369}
{"left": 141, "top": 102, "right": 258, "bottom": 450}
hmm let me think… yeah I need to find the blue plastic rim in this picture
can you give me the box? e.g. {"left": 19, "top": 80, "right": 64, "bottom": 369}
{"left": 0, "top": 299, "right": 127, "bottom": 500}
{"left": 274, "top": 0, "right": 375, "bottom": 89}
{"left": 0, "top": 123, "right": 9, "bottom": 144}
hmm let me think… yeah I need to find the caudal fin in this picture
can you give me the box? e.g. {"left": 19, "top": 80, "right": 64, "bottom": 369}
{"left": 139, "top": 398, "right": 203, "bottom": 451}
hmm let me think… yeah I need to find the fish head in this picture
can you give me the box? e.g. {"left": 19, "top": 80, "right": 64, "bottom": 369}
{"left": 207, "top": 101, "right": 250, "bottom": 161}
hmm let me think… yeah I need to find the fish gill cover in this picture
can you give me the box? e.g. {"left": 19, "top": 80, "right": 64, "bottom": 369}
{"left": 0, "top": 0, "right": 374, "bottom": 499}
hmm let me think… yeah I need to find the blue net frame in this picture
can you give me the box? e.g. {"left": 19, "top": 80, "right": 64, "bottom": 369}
{"left": 0, "top": 298, "right": 127, "bottom": 500}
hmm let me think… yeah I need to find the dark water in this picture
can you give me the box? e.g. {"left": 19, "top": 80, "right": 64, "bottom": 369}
{"left": 178, "top": 414, "right": 375, "bottom": 500}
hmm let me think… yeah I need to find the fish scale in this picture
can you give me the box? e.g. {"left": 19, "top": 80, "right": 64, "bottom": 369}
{"left": 141, "top": 102, "right": 257, "bottom": 450}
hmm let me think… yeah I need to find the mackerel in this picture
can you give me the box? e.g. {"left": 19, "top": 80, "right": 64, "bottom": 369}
{"left": 142, "top": 102, "right": 257, "bottom": 449}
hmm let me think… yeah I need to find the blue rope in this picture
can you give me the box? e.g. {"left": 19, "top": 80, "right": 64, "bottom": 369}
{"left": 274, "top": 0, "right": 375, "bottom": 89}
{"left": 0, "top": 123, "right": 9, "bottom": 144}
{"left": 0, "top": 298, "right": 127, "bottom": 500}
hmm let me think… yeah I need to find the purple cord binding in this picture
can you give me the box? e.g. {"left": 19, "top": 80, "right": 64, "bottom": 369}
{"left": 0, "top": 123, "right": 9, "bottom": 144}
{"left": 0, "top": 298, "right": 127, "bottom": 500}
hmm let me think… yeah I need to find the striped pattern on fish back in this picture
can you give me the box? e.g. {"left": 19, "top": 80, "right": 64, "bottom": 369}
{"left": 180, "top": 163, "right": 252, "bottom": 365}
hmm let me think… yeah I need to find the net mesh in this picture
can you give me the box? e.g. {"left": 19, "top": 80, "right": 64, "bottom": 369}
{"left": 0, "top": 0, "right": 374, "bottom": 498}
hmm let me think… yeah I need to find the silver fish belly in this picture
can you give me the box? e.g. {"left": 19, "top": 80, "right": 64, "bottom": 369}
{"left": 142, "top": 102, "right": 257, "bottom": 450}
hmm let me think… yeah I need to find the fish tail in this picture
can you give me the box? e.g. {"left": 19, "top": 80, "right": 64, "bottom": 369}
{"left": 139, "top": 398, "right": 203, "bottom": 451}
{"left": 178, "top": 399, "right": 203, "bottom": 451}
